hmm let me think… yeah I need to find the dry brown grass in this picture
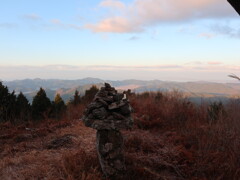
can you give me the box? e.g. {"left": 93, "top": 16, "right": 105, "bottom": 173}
{"left": 0, "top": 119, "right": 101, "bottom": 180}
{"left": 1, "top": 91, "right": 240, "bottom": 179}
{"left": 129, "top": 92, "right": 240, "bottom": 180}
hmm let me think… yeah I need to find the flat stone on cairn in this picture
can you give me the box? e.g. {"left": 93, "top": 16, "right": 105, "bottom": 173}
{"left": 82, "top": 83, "right": 133, "bottom": 178}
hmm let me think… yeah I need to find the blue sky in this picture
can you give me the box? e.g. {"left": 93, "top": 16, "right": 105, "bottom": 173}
{"left": 0, "top": 0, "right": 239, "bottom": 82}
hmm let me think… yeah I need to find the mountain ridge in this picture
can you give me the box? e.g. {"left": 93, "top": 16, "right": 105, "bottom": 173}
{"left": 2, "top": 78, "right": 240, "bottom": 103}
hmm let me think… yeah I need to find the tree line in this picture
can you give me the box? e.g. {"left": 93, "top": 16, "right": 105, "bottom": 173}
{"left": 0, "top": 81, "right": 99, "bottom": 124}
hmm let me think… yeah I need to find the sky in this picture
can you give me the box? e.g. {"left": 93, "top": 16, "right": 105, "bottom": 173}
{"left": 0, "top": 0, "right": 240, "bottom": 82}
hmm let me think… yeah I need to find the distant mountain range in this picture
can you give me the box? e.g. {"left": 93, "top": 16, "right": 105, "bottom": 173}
{"left": 2, "top": 78, "right": 240, "bottom": 103}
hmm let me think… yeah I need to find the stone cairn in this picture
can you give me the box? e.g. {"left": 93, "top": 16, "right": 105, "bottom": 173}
{"left": 82, "top": 83, "right": 133, "bottom": 178}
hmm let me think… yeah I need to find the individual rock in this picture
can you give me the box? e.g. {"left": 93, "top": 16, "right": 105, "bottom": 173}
{"left": 84, "top": 102, "right": 103, "bottom": 115}
{"left": 119, "top": 103, "right": 132, "bottom": 115}
{"left": 108, "top": 101, "right": 126, "bottom": 110}
{"left": 96, "top": 98, "right": 109, "bottom": 106}
{"left": 112, "top": 112, "right": 125, "bottom": 120}
{"left": 113, "top": 93, "right": 124, "bottom": 102}
{"left": 92, "top": 107, "right": 108, "bottom": 120}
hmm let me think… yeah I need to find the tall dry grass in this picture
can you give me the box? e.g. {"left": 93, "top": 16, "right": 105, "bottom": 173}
{"left": 129, "top": 91, "right": 240, "bottom": 179}
{"left": 0, "top": 90, "right": 240, "bottom": 179}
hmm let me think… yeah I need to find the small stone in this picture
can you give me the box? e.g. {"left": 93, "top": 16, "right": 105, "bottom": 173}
{"left": 96, "top": 98, "right": 109, "bottom": 106}
{"left": 108, "top": 102, "right": 119, "bottom": 110}
{"left": 113, "top": 94, "right": 124, "bottom": 102}
{"left": 112, "top": 112, "right": 125, "bottom": 120}
{"left": 103, "top": 143, "right": 113, "bottom": 152}
{"left": 85, "top": 102, "right": 103, "bottom": 115}
{"left": 92, "top": 107, "right": 107, "bottom": 120}
{"left": 120, "top": 104, "right": 132, "bottom": 115}
{"left": 108, "top": 101, "right": 125, "bottom": 110}
{"left": 104, "top": 83, "right": 111, "bottom": 89}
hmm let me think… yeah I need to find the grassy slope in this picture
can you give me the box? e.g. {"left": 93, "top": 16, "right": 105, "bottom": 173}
{"left": 1, "top": 92, "right": 240, "bottom": 180}
{"left": 0, "top": 120, "right": 183, "bottom": 180}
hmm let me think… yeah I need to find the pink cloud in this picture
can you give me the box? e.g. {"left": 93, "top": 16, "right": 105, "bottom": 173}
{"left": 100, "top": 0, "right": 125, "bottom": 9}
{"left": 86, "top": 0, "right": 235, "bottom": 33}
{"left": 1, "top": 64, "right": 240, "bottom": 81}
{"left": 208, "top": 62, "right": 223, "bottom": 65}
{"left": 85, "top": 17, "right": 142, "bottom": 33}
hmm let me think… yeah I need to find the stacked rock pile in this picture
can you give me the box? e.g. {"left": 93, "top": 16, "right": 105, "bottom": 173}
{"left": 83, "top": 83, "right": 133, "bottom": 130}
{"left": 82, "top": 83, "right": 133, "bottom": 179}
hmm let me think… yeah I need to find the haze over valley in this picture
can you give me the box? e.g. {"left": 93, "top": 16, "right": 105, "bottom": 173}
{"left": 2, "top": 78, "right": 240, "bottom": 103}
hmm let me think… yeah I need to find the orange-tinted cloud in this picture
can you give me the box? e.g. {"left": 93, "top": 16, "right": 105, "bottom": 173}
{"left": 86, "top": 0, "right": 235, "bottom": 33}
{"left": 208, "top": 62, "right": 223, "bottom": 65}
{"left": 85, "top": 17, "right": 142, "bottom": 33}
{"left": 100, "top": 0, "right": 125, "bottom": 9}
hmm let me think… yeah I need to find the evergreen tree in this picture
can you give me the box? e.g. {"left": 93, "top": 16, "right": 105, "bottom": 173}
{"left": 32, "top": 88, "right": 51, "bottom": 120}
{"left": 70, "top": 90, "right": 81, "bottom": 106}
{"left": 53, "top": 93, "right": 66, "bottom": 119}
{"left": 16, "top": 92, "right": 31, "bottom": 122}
{"left": 8, "top": 91, "right": 17, "bottom": 123}
{"left": 0, "top": 82, "right": 10, "bottom": 122}
{"left": 83, "top": 85, "right": 99, "bottom": 103}
{"left": 0, "top": 82, "right": 17, "bottom": 123}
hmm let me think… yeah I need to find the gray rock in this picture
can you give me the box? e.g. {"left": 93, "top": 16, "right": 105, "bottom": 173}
{"left": 96, "top": 130, "right": 125, "bottom": 178}
{"left": 92, "top": 107, "right": 108, "bottom": 120}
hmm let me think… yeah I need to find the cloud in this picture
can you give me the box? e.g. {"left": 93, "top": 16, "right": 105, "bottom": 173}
{"left": 24, "top": 14, "right": 41, "bottom": 20}
{"left": 100, "top": 0, "right": 125, "bottom": 9}
{"left": 184, "top": 61, "right": 203, "bottom": 65}
{"left": 88, "top": 65, "right": 183, "bottom": 70}
{"left": 0, "top": 64, "right": 185, "bottom": 81}
{"left": 211, "top": 24, "right": 240, "bottom": 38}
{"left": 0, "top": 64, "right": 183, "bottom": 74}
{"left": 51, "top": 19, "right": 62, "bottom": 25}
{"left": 86, "top": 0, "right": 235, "bottom": 33}
{"left": 199, "top": 33, "right": 215, "bottom": 39}
{"left": 0, "top": 23, "right": 18, "bottom": 29}
{"left": 1, "top": 64, "right": 235, "bottom": 74}
{"left": 50, "top": 19, "right": 82, "bottom": 30}
{"left": 85, "top": 17, "right": 142, "bottom": 33}
{"left": 208, "top": 61, "right": 223, "bottom": 65}
{"left": 128, "top": 36, "right": 140, "bottom": 41}
{"left": 1, "top": 64, "right": 240, "bottom": 82}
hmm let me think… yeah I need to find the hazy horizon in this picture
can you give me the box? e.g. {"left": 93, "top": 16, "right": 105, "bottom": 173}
{"left": 1, "top": 75, "right": 240, "bottom": 84}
